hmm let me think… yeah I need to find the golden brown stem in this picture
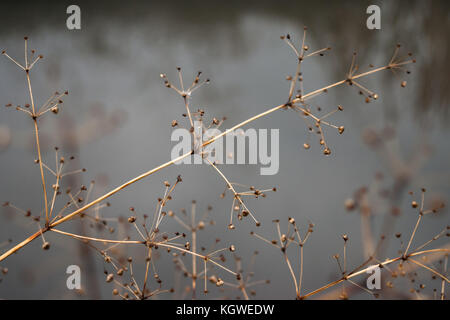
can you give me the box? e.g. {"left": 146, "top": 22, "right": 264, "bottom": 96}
{"left": 27, "top": 71, "right": 49, "bottom": 224}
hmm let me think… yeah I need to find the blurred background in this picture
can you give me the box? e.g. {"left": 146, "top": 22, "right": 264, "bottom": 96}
{"left": 0, "top": 0, "right": 449, "bottom": 299}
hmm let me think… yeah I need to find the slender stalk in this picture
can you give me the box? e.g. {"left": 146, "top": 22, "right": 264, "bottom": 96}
{"left": 283, "top": 252, "right": 299, "bottom": 299}
{"left": 298, "top": 245, "right": 304, "bottom": 297}
{"left": 404, "top": 214, "right": 422, "bottom": 258}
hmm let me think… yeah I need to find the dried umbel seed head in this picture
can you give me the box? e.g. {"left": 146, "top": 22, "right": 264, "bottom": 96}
{"left": 288, "top": 217, "right": 295, "bottom": 224}
{"left": 42, "top": 242, "right": 50, "bottom": 250}
{"left": 303, "top": 143, "right": 310, "bottom": 150}
{"left": 401, "top": 81, "right": 407, "bottom": 88}
{"left": 112, "top": 289, "right": 119, "bottom": 296}
{"left": 229, "top": 245, "right": 236, "bottom": 252}
{"left": 2, "top": 267, "right": 8, "bottom": 275}
{"left": 338, "top": 126, "right": 345, "bottom": 134}
{"left": 323, "top": 148, "right": 331, "bottom": 156}
{"left": 411, "top": 201, "right": 418, "bottom": 208}
{"left": 106, "top": 274, "right": 114, "bottom": 283}
{"left": 228, "top": 224, "right": 235, "bottom": 230}
{"left": 117, "top": 268, "right": 124, "bottom": 276}
{"left": 128, "top": 216, "right": 136, "bottom": 223}
{"left": 342, "top": 234, "right": 349, "bottom": 242}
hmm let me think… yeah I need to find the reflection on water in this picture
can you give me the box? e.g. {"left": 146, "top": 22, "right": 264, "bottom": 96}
{"left": 0, "top": 0, "right": 448, "bottom": 299}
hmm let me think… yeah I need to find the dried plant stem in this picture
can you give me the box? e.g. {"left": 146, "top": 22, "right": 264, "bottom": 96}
{"left": 300, "top": 247, "right": 450, "bottom": 299}
{"left": 441, "top": 255, "right": 448, "bottom": 300}
{"left": 403, "top": 214, "right": 422, "bottom": 258}
{"left": 0, "top": 60, "right": 408, "bottom": 263}
{"left": 241, "top": 286, "right": 250, "bottom": 300}
{"left": 141, "top": 248, "right": 152, "bottom": 299}
{"left": 51, "top": 228, "right": 144, "bottom": 244}
{"left": 298, "top": 244, "right": 304, "bottom": 297}
{"left": 191, "top": 228, "right": 197, "bottom": 298}
{"left": 408, "top": 258, "right": 449, "bottom": 282}
{"left": 27, "top": 71, "right": 49, "bottom": 224}
{"left": 284, "top": 252, "right": 300, "bottom": 299}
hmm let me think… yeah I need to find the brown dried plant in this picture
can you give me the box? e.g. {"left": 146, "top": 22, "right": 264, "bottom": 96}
{"left": 2, "top": 28, "right": 443, "bottom": 300}
{"left": 253, "top": 189, "right": 448, "bottom": 299}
